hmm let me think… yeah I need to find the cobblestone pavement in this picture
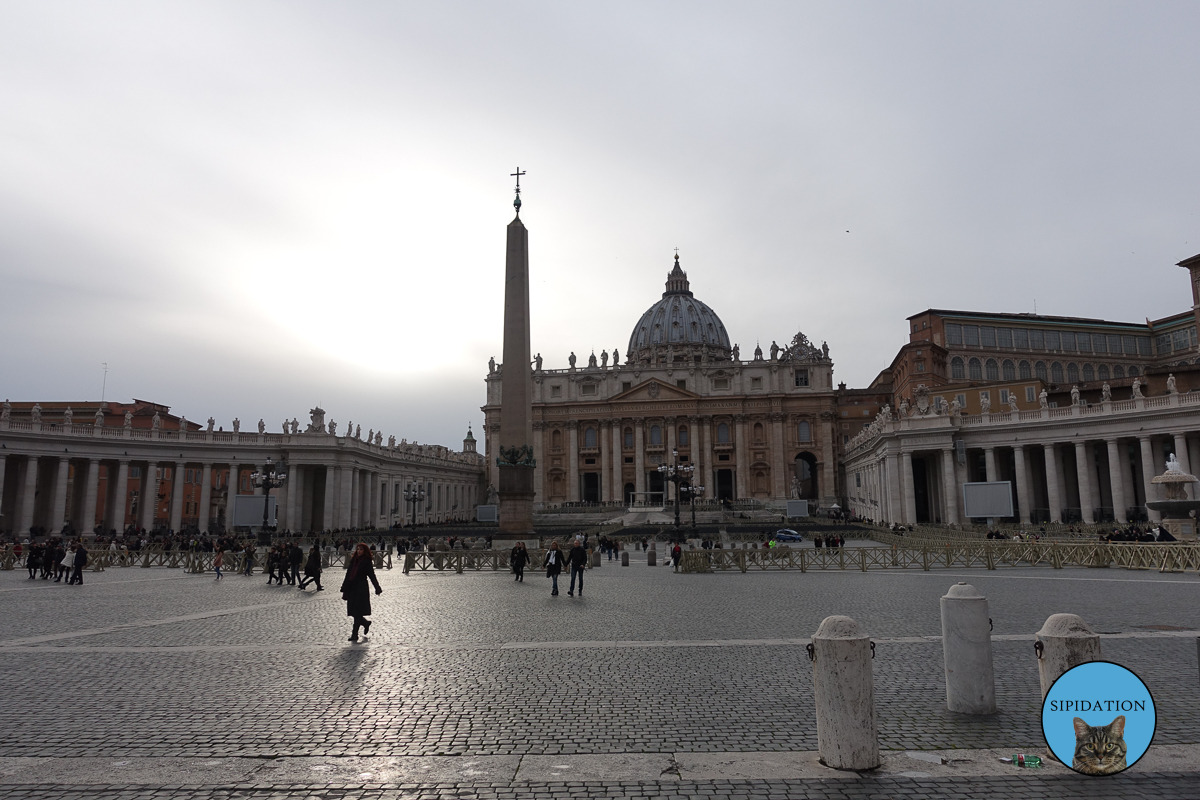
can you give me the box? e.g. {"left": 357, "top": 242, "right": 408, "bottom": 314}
{"left": 1, "top": 562, "right": 1197, "bottom": 797}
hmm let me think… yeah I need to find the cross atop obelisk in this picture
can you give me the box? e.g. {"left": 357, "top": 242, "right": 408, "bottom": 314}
{"left": 496, "top": 169, "right": 535, "bottom": 534}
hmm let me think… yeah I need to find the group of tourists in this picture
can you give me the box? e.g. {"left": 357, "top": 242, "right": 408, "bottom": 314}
{"left": 18, "top": 541, "right": 89, "bottom": 584}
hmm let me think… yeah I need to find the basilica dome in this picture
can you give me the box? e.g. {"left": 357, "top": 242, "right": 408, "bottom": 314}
{"left": 627, "top": 255, "right": 732, "bottom": 364}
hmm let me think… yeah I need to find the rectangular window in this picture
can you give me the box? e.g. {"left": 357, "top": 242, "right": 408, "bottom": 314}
{"left": 676, "top": 380, "right": 687, "bottom": 390}
{"left": 980, "top": 326, "right": 996, "bottom": 347}
{"left": 946, "top": 324, "right": 963, "bottom": 345}
{"left": 713, "top": 378, "right": 730, "bottom": 390}
{"left": 856, "top": 473, "right": 862, "bottom": 488}
{"left": 1191, "top": 327, "right": 1198, "bottom": 347}
{"left": 751, "top": 377, "right": 763, "bottom": 390}
{"left": 1045, "top": 331, "right": 1060, "bottom": 351}
{"left": 1061, "top": 332, "right": 1076, "bottom": 351}
{"left": 963, "top": 325, "right": 980, "bottom": 346}
{"left": 580, "top": 384, "right": 596, "bottom": 396}
{"left": 997, "top": 328, "right": 1013, "bottom": 348}
{"left": 1154, "top": 333, "right": 1170, "bottom": 354}
{"left": 794, "top": 369, "right": 809, "bottom": 387}
{"left": 1138, "top": 336, "right": 1152, "bottom": 356}
{"left": 1077, "top": 333, "right": 1092, "bottom": 352}
{"left": 622, "top": 382, "right": 632, "bottom": 393}
{"left": 1172, "top": 329, "right": 1189, "bottom": 352}
{"left": 624, "top": 456, "right": 633, "bottom": 464}
{"left": 551, "top": 385, "right": 562, "bottom": 398}
{"left": 1029, "top": 329, "right": 1045, "bottom": 349}
{"left": 1025, "top": 386, "right": 1036, "bottom": 403}
{"left": 718, "top": 454, "right": 730, "bottom": 461}
{"left": 1122, "top": 334, "right": 1137, "bottom": 355}
{"left": 798, "top": 421, "right": 811, "bottom": 442}
{"left": 1108, "top": 334, "right": 1122, "bottom": 353}
{"left": 1000, "top": 389, "right": 1009, "bottom": 404}
{"left": 1013, "top": 328, "right": 1029, "bottom": 349}
{"left": 1093, "top": 334, "right": 1107, "bottom": 353}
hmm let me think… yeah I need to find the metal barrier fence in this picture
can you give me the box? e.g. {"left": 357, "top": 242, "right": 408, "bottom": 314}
{"left": 0, "top": 547, "right": 392, "bottom": 574}
{"left": 680, "top": 535, "right": 1200, "bottom": 574}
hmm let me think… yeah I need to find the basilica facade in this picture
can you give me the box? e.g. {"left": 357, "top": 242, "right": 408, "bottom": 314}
{"left": 482, "top": 255, "right": 840, "bottom": 509}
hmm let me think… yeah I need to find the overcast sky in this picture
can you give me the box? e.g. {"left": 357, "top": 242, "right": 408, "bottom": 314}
{"left": 2, "top": 2, "right": 1198, "bottom": 447}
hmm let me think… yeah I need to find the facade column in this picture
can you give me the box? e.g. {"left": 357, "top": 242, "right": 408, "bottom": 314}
{"left": 1173, "top": 433, "right": 1191, "bottom": 474}
{"left": 1106, "top": 439, "right": 1128, "bottom": 523}
{"left": 611, "top": 421, "right": 622, "bottom": 504}
{"left": 227, "top": 464, "right": 239, "bottom": 531}
{"left": 81, "top": 458, "right": 101, "bottom": 535}
{"left": 169, "top": 461, "right": 186, "bottom": 532}
{"left": 941, "top": 448, "right": 959, "bottom": 525}
{"left": 634, "top": 419, "right": 646, "bottom": 500}
{"left": 1074, "top": 442, "right": 1096, "bottom": 524}
{"left": 1138, "top": 437, "right": 1160, "bottom": 522}
{"left": 340, "top": 466, "right": 353, "bottom": 528}
{"left": 770, "top": 413, "right": 786, "bottom": 498}
{"left": 322, "top": 466, "right": 336, "bottom": 530}
{"left": 18, "top": 457, "right": 39, "bottom": 535}
{"left": 1043, "top": 444, "right": 1062, "bottom": 523}
{"left": 351, "top": 468, "right": 362, "bottom": 528}
{"left": 50, "top": 457, "right": 70, "bottom": 535}
{"left": 599, "top": 421, "right": 611, "bottom": 502}
{"left": 1012, "top": 446, "right": 1031, "bottom": 524}
{"left": 664, "top": 417, "right": 677, "bottom": 505}
{"left": 983, "top": 447, "right": 997, "bottom": 482}
{"left": 820, "top": 417, "right": 836, "bottom": 506}
{"left": 0, "top": 455, "right": 6, "bottom": 519}
{"left": 109, "top": 460, "right": 129, "bottom": 532}
{"left": 371, "top": 472, "right": 381, "bottom": 527}
{"left": 901, "top": 452, "right": 917, "bottom": 525}
{"left": 568, "top": 422, "right": 580, "bottom": 502}
{"left": 733, "top": 415, "right": 746, "bottom": 500}
{"left": 197, "top": 463, "right": 213, "bottom": 533}
{"left": 533, "top": 422, "right": 545, "bottom": 505}
{"left": 284, "top": 465, "right": 299, "bottom": 531}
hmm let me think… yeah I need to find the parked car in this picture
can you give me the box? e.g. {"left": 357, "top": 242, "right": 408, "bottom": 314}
{"left": 774, "top": 529, "right": 803, "bottom": 542}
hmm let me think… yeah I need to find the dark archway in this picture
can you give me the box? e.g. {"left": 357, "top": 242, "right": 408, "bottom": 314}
{"left": 793, "top": 453, "right": 818, "bottom": 499}
{"left": 624, "top": 483, "right": 635, "bottom": 504}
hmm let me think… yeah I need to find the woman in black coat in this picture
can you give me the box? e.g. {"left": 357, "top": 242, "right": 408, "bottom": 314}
{"left": 341, "top": 543, "right": 382, "bottom": 642}
{"left": 299, "top": 544, "right": 323, "bottom": 591}
{"left": 511, "top": 542, "right": 529, "bottom": 582}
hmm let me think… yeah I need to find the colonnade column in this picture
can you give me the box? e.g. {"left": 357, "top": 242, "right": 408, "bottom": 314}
{"left": 901, "top": 452, "right": 917, "bottom": 525}
{"left": 567, "top": 422, "right": 580, "bottom": 503}
{"left": 0, "top": 455, "right": 6, "bottom": 518}
{"left": 170, "top": 461, "right": 186, "bottom": 532}
{"left": 1139, "top": 437, "right": 1160, "bottom": 522}
{"left": 284, "top": 465, "right": 299, "bottom": 531}
{"left": 770, "top": 413, "right": 786, "bottom": 498}
{"left": 198, "top": 464, "right": 212, "bottom": 533}
{"left": 19, "top": 457, "right": 38, "bottom": 535}
{"left": 886, "top": 452, "right": 903, "bottom": 525}
{"left": 339, "top": 466, "right": 353, "bottom": 528}
{"left": 109, "top": 460, "right": 129, "bottom": 532}
{"left": 1174, "top": 433, "right": 1193, "bottom": 499}
{"left": 983, "top": 447, "right": 997, "bottom": 482}
{"left": 81, "top": 459, "right": 101, "bottom": 534}
{"left": 322, "top": 466, "right": 336, "bottom": 530}
{"left": 227, "top": 464, "right": 239, "bottom": 531}
{"left": 1074, "top": 442, "right": 1096, "bottom": 524}
{"left": 1012, "top": 446, "right": 1031, "bottom": 524}
{"left": 1043, "top": 444, "right": 1062, "bottom": 523}
{"left": 50, "top": 457, "right": 69, "bottom": 535}
{"left": 634, "top": 419, "right": 646, "bottom": 500}
{"left": 1106, "top": 440, "right": 1128, "bottom": 524}
{"left": 941, "top": 448, "right": 959, "bottom": 525}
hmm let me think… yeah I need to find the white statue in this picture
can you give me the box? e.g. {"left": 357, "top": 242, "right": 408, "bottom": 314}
{"left": 375, "top": 431, "right": 383, "bottom": 446}
{"left": 980, "top": 394, "right": 991, "bottom": 414}
{"left": 1101, "top": 382, "right": 1112, "bottom": 402}
{"left": 30, "top": 403, "right": 42, "bottom": 423}
{"left": 307, "top": 407, "right": 326, "bottom": 433}
{"left": 489, "top": 356, "right": 496, "bottom": 374}
{"left": 63, "top": 407, "right": 73, "bottom": 426}
{"left": 346, "top": 421, "right": 353, "bottom": 438}
{"left": 600, "top": 350, "right": 608, "bottom": 368}
{"left": 152, "top": 412, "right": 161, "bottom": 430}
{"left": 94, "top": 407, "right": 105, "bottom": 427}
{"left": 206, "top": 417, "right": 215, "bottom": 433}
{"left": 1039, "top": 389, "right": 1049, "bottom": 409}
{"left": 1, "top": 399, "right": 9, "bottom": 420}
{"left": 1132, "top": 378, "right": 1143, "bottom": 399}
{"left": 1070, "top": 385, "right": 1080, "bottom": 405}
{"left": 282, "top": 420, "right": 289, "bottom": 433}
{"left": 898, "top": 397, "right": 910, "bottom": 416}
{"left": 232, "top": 418, "right": 240, "bottom": 433}
{"left": 257, "top": 419, "right": 265, "bottom": 434}
{"left": 1168, "top": 374, "right": 1178, "bottom": 394}
{"left": 124, "top": 410, "right": 133, "bottom": 428}
{"left": 291, "top": 418, "right": 299, "bottom": 433}
{"left": 770, "top": 341, "right": 779, "bottom": 361}
{"left": 179, "top": 415, "right": 187, "bottom": 432}
{"left": 388, "top": 435, "right": 396, "bottom": 448}
{"left": 1008, "top": 393, "right": 1019, "bottom": 413}
{"left": 534, "top": 353, "right": 543, "bottom": 371}
{"left": 367, "top": 428, "right": 374, "bottom": 443}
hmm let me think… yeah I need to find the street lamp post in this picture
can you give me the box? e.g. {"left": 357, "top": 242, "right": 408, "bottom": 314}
{"left": 683, "top": 483, "right": 706, "bottom": 530}
{"left": 657, "top": 450, "right": 695, "bottom": 534}
{"left": 404, "top": 482, "right": 427, "bottom": 528}
{"left": 249, "top": 458, "right": 287, "bottom": 545}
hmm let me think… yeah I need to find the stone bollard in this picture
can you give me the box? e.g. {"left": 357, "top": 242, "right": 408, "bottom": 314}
{"left": 1035, "top": 613, "right": 1102, "bottom": 700}
{"left": 647, "top": 544, "right": 657, "bottom": 567}
{"left": 810, "top": 615, "right": 879, "bottom": 770}
{"left": 590, "top": 550, "right": 601, "bottom": 568}
{"left": 940, "top": 582, "right": 996, "bottom": 715}
{"left": 621, "top": 551, "right": 629, "bottom": 566}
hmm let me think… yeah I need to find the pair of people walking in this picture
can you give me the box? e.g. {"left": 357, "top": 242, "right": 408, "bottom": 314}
{"left": 542, "top": 540, "right": 588, "bottom": 597}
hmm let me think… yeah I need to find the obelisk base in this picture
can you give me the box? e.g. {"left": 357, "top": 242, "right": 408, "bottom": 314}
{"left": 498, "top": 464, "right": 536, "bottom": 535}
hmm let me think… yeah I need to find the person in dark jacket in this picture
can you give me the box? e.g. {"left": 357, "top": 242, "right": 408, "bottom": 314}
{"left": 299, "top": 545, "right": 323, "bottom": 591}
{"left": 542, "top": 541, "right": 564, "bottom": 596}
{"left": 511, "top": 542, "right": 529, "bottom": 582}
{"left": 566, "top": 541, "right": 588, "bottom": 597}
{"left": 69, "top": 544, "right": 88, "bottom": 585}
{"left": 341, "top": 543, "right": 382, "bottom": 641}
{"left": 288, "top": 543, "right": 303, "bottom": 585}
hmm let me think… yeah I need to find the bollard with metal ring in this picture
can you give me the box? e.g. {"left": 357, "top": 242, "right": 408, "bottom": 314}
{"left": 940, "top": 582, "right": 996, "bottom": 715}
{"left": 621, "top": 551, "right": 629, "bottom": 566}
{"left": 1035, "top": 613, "right": 1101, "bottom": 701}
{"left": 810, "top": 615, "right": 880, "bottom": 770}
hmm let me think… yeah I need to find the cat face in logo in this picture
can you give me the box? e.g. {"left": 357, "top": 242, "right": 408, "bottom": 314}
{"left": 1072, "top": 715, "right": 1127, "bottom": 775}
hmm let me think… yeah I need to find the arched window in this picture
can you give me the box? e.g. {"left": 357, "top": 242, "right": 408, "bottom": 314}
{"left": 584, "top": 427, "right": 597, "bottom": 447}
{"left": 1035, "top": 361, "right": 1048, "bottom": 381}
{"left": 951, "top": 357, "right": 965, "bottom": 380}
{"left": 551, "top": 429, "right": 562, "bottom": 449}
{"left": 1113, "top": 365, "right": 1125, "bottom": 379}
{"left": 798, "top": 421, "right": 811, "bottom": 442}
{"left": 1002, "top": 359, "right": 1015, "bottom": 381}
{"left": 649, "top": 425, "right": 662, "bottom": 445}
{"left": 1067, "top": 363, "right": 1079, "bottom": 383}
{"left": 1098, "top": 364, "right": 1110, "bottom": 380}
{"left": 1019, "top": 360, "right": 1032, "bottom": 379}
{"left": 1083, "top": 364, "right": 1095, "bottom": 382}
{"left": 1051, "top": 362, "right": 1064, "bottom": 383}
{"left": 624, "top": 428, "right": 633, "bottom": 448}
{"left": 678, "top": 426, "right": 688, "bottom": 446}
{"left": 968, "top": 357, "right": 983, "bottom": 380}
{"left": 753, "top": 422, "right": 764, "bottom": 443}
{"left": 985, "top": 359, "right": 999, "bottom": 381}
{"left": 717, "top": 422, "right": 730, "bottom": 443}
{"left": 1128, "top": 366, "right": 1140, "bottom": 377}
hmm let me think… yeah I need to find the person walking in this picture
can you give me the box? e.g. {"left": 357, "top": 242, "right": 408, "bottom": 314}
{"left": 511, "top": 542, "right": 529, "bottom": 582}
{"left": 671, "top": 542, "right": 682, "bottom": 569}
{"left": 299, "top": 544, "right": 323, "bottom": 591}
{"left": 543, "top": 541, "right": 564, "bottom": 596}
{"left": 566, "top": 539, "right": 587, "bottom": 597}
{"left": 69, "top": 543, "right": 88, "bottom": 585}
{"left": 213, "top": 547, "right": 224, "bottom": 580}
{"left": 54, "top": 543, "right": 69, "bottom": 583}
{"left": 341, "top": 543, "right": 382, "bottom": 642}
{"left": 288, "top": 543, "right": 303, "bottom": 586}
{"left": 243, "top": 544, "right": 256, "bottom": 576}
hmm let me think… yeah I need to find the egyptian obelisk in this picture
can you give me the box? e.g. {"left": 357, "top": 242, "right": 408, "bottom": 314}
{"left": 497, "top": 169, "right": 535, "bottom": 534}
